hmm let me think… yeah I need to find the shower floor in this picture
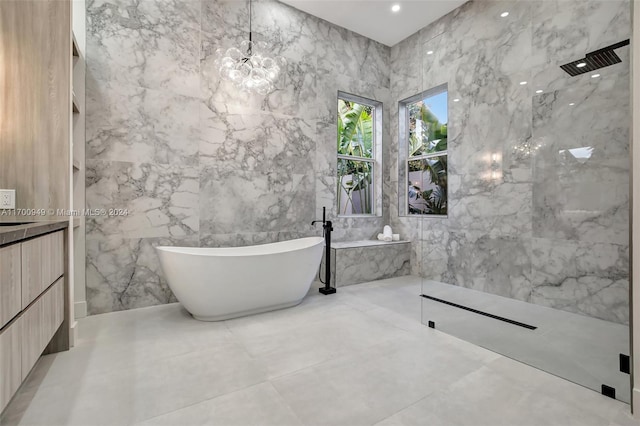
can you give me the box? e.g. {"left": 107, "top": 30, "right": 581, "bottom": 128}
{"left": 0, "top": 276, "right": 634, "bottom": 426}
{"left": 420, "top": 280, "right": 631, "bottom": 404}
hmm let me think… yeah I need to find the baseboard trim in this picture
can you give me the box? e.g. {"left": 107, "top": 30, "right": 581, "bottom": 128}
{"left": 70, "top": 320, "right": 78, "bottom": 348}
{"left": 632, "top": 388, "right": 640, "bottom": 415}
{"left": 74, "top": 301, "right": 87, "bottom": 319}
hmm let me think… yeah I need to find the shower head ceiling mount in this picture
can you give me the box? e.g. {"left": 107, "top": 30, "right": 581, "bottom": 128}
{"left": 560, "top": 39, "right": 630, "bottom": 77}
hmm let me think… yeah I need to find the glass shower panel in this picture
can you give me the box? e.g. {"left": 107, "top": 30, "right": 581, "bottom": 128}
{"left": 419, "top": 0, "right": 631, "bottom": 403}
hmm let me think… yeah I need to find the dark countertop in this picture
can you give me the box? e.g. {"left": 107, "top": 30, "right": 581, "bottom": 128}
{"left": 0, "top": 220, "right": 69, "bottom": 246}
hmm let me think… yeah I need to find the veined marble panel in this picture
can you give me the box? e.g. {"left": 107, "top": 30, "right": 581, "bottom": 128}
{"left": 441, "top": 231, "right": 533, "bottom": 302}
{"left": 390, "top": 31, "right": 422, "bottom": 101}
{"left": 386, "top": 178, "right": 400, "bottom": 220}
{"left": 446, "top": 69, "right": 532, "bottom": 161}
{"left": 201, "top": 0, "right": 248, "bottom": 41}
{"left": 420, "top": 33, "right": 452, "bottom": 94}
{"left": 330, "top": 222, "right": 382, "bottom": 244}
{"left": 86, "top": 77, "right": 200, "bottom": 166}
{"left": 390, "top": 217, "right": 422, "bottom": 277}
{"left": 199, "top": 168, "right": 315, "bottom": 235}
{"left": 417, "top": 6, "right": 449, "bottom": 44}
{"left": 448, "top": 180, "right": 532, "bottom": 239}
{"left": 530, "top": 238, "right": 629, "bottom": 324}
{"left": 315, "top": 21, "right": 390, "bottom": 90}
{"left": 532, "top": 0, "right": 630, "bottom": 66}
{"left": 420, "top": 220, "right": 450, "bottom": 282}
{"left": 200, "top": 103, "right": 316, "bottom": 175}
{"left": 442, "top": 71, "right": 533, "bottom": 238}
{"left": 388, "top": 106, "right": 402, "bottom": 186}
{"left": 315, "top": 174, "right": 338, "bottom": 220}
{"left": 86, "top": 159, "right": 199, "bottom": 239}
{"left": 315, "top": 122, "right": 337, "bottom": 178}
{"left": 333, "top": 243, "right": 410, "bottom": 287}
{"left": 252, "top": 0, "right": 321, "bottom": 65}
{"left": 532, "top": 76, "right": 629, "bottom": 245}
{"left": 432, "top": 1, "right": 534, "bottom": 78}
{"left": 86, "top": 235, "right": 198, "bottom": 315}
{"left": 532, "top": 75, "right": 629, "bottom": 159}
{"left": 86, "top": 0, "right": 200, "bottom": 98}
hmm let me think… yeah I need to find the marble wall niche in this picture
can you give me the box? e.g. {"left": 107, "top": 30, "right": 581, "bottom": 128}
{"left": 390, "top": 0, "right": 630, "bottom": 324}
{"left": 86, "top": 0, "right": 391, "bottom": 314}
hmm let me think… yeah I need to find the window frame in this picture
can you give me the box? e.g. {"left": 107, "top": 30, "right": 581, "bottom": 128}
{"left": 336, "top": 91, "right": 383, "bottom": 217}
{"left": 399, "top": 84, "right": 449, "bottom": 217}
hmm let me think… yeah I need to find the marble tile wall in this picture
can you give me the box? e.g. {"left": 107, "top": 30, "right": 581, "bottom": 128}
{"left": 86, "top": 0, "right": 390, "bottom": 314}
{"left": 332, "top": 243, "right": 411, "bottom": 287}
{"left": 390, "top": 0, "right": 631, "bottom": 324}
{"left": 86, "top": 0, "right": 630, "bottom": 323}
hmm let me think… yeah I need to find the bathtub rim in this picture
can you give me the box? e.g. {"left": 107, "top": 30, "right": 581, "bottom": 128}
{"left": 155, "top": 236, "right": 324, "bottom": 257}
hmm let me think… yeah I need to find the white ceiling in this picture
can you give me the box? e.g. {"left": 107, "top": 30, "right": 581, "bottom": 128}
{"left": 278, "top": 0, "right": 468, "bottom": 47}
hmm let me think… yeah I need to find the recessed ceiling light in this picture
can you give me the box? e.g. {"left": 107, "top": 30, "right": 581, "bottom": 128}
{"left": 519, "top": 81, "right": 527, "bottom": 85}
{"left": 500, "top": 12, "right": 509, "bottom": 17}
{"left": 576, "top": 62, "right": 587, "bottom": 68}
{"left": 426, "top": 50, "right": 434, "bottom": 55}
{"left": 569, "top": 102, "right": 575, "bottom": 106}
{"left": 591, "top": 73, "right": 600, "bottom": 78}
{"left": 453, "top": 98, "right": 460, "bottom": 102}
{"left": 391, "top": 4, "right": 400, "bottom": 12}
{"left": 536, "top": 90, "right": 543, "bottom": 94}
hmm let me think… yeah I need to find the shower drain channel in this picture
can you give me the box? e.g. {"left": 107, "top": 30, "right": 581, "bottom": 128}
{"left": 420, "top": 294, "right": 538, "bottom": 330}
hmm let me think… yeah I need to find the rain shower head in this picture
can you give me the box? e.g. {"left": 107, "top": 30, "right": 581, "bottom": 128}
{"left": 560, "top": 39, "right": 629, "bottom": 77}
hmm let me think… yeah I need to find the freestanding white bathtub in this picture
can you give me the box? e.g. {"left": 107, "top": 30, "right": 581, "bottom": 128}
{"left": 156, "top": 237, "right": 324, "bottom": 321}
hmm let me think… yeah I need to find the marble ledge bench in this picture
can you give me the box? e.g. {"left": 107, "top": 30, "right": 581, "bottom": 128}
{"left": 320, "top": 239, "right": 411, "bottom": 287}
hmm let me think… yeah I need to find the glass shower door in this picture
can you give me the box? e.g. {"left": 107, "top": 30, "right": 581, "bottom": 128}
{"left": 418, "top": 0, "right": 631, "bottom": 403}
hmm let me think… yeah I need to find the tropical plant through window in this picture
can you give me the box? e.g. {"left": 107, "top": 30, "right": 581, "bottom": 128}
{"left": 337, "top": 98, "right": 375, "bottom": 215}
{"left": 406, "top": 90, "right": 448, "bottom": 215}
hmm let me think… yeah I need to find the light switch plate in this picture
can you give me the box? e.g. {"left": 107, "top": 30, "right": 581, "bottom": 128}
{"left": 0, "top": 189, "right": 16, "bottom": 209}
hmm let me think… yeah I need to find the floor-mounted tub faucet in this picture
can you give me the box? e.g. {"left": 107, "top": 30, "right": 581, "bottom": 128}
{"left": 312, "top": 207, "right": 336, "bottom": 295}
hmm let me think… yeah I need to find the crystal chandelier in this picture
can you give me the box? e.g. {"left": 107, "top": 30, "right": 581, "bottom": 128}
{"left": 214, "top": 0, "right": 286, "bottom": 96}
{"left": 513, "top": 138, "right": 543, "bottom": 158}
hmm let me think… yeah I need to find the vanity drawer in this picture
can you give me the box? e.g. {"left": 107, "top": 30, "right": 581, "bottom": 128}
{"left": 0, "top": 244, "right": 21, "bottom": 328}
{"left": 21, "top": 231, "right": 64, "bottom": 309}
{"left": 0, "top": 317, "right": 22, "bottom": 413}
{"left": 21, "top": 277, "right": 64, "bottom": 379}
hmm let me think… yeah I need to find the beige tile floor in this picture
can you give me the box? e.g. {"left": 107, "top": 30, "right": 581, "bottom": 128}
{"left": 1, "top": 276, "right": 637, "bottom": 426}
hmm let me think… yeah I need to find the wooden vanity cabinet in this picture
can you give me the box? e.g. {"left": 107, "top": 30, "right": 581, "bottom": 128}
{"left": 0, "top": 244, "right": 21, "bottom": 329}
{"left": 0, "top": 230, "right": 67, "bottom": 413}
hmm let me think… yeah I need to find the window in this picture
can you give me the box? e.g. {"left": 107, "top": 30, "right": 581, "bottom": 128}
{"left": 337, "top": 92, "right": 382, "bottom": 216}
{"left": 400, "top": 85, "right": 448, "bottom": 216}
